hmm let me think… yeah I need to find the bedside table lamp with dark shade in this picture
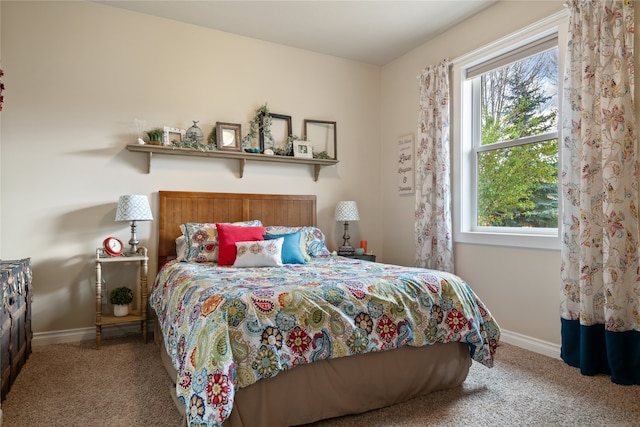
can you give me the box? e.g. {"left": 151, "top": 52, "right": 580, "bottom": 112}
{"left": 335, "top": 200, "right": 359, "bottom": 256}
{"left": 115, "top": 194, "right": 153, "bottom": 255}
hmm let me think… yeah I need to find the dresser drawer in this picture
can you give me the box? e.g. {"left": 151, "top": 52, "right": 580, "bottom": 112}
{"left": 1, "top": 258, "right": 32, "bottom": 400}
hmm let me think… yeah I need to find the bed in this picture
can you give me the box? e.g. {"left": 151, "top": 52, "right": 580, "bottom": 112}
{"left": 150, "top": 191, "right": 500, "bottom": 427}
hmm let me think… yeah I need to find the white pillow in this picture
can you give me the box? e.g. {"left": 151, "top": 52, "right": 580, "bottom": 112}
{"left": 176, "top": 235, "right": 187, "bottom": 261}
{"left": 233, "top": 238, "right": 284, "bottom": 268}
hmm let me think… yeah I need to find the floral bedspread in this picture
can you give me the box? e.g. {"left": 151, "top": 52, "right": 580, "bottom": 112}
{"left": 150, "top": 256, "right": 500, "bottom": 427}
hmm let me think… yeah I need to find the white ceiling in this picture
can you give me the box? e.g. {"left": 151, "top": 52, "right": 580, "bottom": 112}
{"left": 98, "top": 1, "right": 497, "bottom": 65}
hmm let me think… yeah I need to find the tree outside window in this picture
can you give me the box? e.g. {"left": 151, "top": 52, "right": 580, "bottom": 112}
{"left": 474, "top": 47, "right": 559, "bottom": 228}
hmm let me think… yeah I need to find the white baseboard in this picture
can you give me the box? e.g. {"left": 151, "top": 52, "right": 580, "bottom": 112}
{"left": 32, "top": 323, "right": 154, "bottom": 347}
{"left": 499, "top": 328, "right": 561, "bottom": 359}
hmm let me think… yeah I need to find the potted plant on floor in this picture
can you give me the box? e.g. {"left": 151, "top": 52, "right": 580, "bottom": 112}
{"left": 109, "top": 286, "right": 134, "bottom": 317}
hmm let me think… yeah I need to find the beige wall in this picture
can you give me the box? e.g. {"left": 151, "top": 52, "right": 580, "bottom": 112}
{"left": 0, "top": 1, "right": 382, "bottom": 333}
{"left": 381, "top": 1, "right": 566, "bottom": 346}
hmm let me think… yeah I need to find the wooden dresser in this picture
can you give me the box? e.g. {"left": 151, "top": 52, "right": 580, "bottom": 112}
{"left": 1, "top": 258, "right": 32, "bottom": 400}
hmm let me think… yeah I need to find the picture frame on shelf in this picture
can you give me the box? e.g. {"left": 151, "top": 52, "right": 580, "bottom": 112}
{"left": 216, "top": 122, "right": 242, "bottom": 151}
{"left": 303, "top": 119, "right": 337, "bottom": 160}
{"left": 293, "top": 140, "right": 313, "bottom": 159}
{"left": 260, "top": 113, "right": 292, "bottom": 154}
{"left": 163, "top": 126, "right": 186, "bottom": 146}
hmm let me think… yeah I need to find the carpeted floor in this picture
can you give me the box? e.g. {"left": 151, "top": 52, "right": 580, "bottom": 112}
{"left": 2, "top": 336, "right": 639, "bottom": 427}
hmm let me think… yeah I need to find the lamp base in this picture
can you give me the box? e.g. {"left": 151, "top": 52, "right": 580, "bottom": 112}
{"left": 127, "top": 220, "right": 140, "bottom": 255}
{"left": 337, "top": 246, "right": 355, "bottom": 256}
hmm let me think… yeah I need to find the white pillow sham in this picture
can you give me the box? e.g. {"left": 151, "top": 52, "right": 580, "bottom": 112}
{"left": 233, "top": 238, "right": 284, "bottom": 268}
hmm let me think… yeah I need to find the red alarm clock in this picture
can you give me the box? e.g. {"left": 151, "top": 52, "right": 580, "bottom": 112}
{"left": 103, "top": 237, "right": 124, "bottom": 257}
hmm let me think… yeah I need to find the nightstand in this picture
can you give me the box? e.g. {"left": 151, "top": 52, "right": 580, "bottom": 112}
{"left": 345, "top": 254, "right": 376, "bottom": 262}
{"left": 94, "top": 247, "right": 148, "bottom": 349}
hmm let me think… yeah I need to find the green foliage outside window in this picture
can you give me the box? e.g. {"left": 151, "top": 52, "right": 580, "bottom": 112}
{"left": 477, "top": 49, "right": 559, "bottom": 228}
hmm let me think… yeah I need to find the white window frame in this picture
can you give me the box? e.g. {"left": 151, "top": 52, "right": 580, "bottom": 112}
{"left": 452, "top": 10, "right": 568, "bottom": 250}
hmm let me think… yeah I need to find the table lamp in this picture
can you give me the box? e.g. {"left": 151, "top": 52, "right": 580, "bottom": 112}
{"left": 115, "top": 195, "right": 153, "bottom": 255}
{"left": 335, "top": 201, "right": 359, "bottom": 256}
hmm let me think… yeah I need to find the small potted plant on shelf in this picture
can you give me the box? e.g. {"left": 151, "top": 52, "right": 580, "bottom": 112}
{"left": 109, "top": 286, "right": 134, "bottom": 317}
{"left": 146, "top": 128, "right": 164, "bottom": 145}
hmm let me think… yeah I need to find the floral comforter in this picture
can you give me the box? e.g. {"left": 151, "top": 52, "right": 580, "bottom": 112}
{"left": 150, "top": 256, "right": 500, "bottom": 427}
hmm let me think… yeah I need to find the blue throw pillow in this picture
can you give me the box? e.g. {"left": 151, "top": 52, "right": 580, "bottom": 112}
{"left": 263, "top": 231, "right": 306, "bottom": 264}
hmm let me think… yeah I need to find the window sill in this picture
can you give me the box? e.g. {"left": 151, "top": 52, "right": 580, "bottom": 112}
{"left": 454, "top": 230, "right": 560, "bottom": 250}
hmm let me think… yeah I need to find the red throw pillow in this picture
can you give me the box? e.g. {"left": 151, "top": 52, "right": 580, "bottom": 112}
{"left": 216, "top": 223, "right": 266, "bottom": 266}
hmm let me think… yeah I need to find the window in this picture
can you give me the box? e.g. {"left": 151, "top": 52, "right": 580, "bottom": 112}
{"left": 453, "top": 12, "right": 567, "bottom": 249}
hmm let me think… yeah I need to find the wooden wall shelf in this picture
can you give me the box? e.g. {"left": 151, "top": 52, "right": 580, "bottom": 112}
{"left": 126, "top": 144, "right": 339, "bottom": 181}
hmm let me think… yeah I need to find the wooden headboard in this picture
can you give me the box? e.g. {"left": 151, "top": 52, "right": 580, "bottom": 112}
{"left": 157, "top": 191, "right": 317, "bottom": 265}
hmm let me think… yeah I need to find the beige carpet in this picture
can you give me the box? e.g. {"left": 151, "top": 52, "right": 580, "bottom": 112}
{"left": 2, "top": 336, "right": 639, "bottom": 427}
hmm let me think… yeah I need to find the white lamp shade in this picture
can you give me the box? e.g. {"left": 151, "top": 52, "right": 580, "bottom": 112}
{"left": 115, "top": 195, "right": 153, "bottom": 222}
{"left": 334, "top": 201, "right": 360, "bottom": 221}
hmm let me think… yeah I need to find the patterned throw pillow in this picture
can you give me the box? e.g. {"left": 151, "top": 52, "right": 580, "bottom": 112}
{"left": 264, "top": 226, "right": 330, "bottom": 258}
{"left": 263, "top": 231, "right": 306, "bottom": 264}
{"left": 216, "top": 223, "right": 267, "bottom": 266}
{"left": 180, "top": 220, "right": 262, "bottom": 263}
{"left": 304, "top": 226, "right": 331, "bottom": 257}
{"left": 233, "top": 238, "right": 284, "bottom": 268}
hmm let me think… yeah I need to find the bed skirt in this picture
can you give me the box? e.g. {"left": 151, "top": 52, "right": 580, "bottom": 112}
{"left": 157, "top": 323, "right": 471, "bottom": 426}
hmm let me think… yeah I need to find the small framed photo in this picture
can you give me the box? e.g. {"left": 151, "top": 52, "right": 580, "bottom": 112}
{"left": 163, "top": 126, "right": 186, "bottom": 146}
{"left": 216, "top": 122, "right": 242, "bottom": 151}
{"left": 293, "top": 140, "right": 313, "bottom": 158}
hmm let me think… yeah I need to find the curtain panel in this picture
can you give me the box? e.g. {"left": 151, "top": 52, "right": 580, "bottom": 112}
{"left": 560, "top": 0, "right": 640, "bottom": 385}
{"left": 415, "top": 60, "right": 454, "bottom": 273}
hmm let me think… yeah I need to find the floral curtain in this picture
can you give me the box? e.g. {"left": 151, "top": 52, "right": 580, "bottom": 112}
{"left": 561, "top": 0, "right": 640, "bottom": 385}
{"left": 415, "top": 60, "right": 454, "bottom": 273}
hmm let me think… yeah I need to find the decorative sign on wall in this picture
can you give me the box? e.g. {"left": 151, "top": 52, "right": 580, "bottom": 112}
{"left": 398, "top": 133, "right": 415, "bottom": 194}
